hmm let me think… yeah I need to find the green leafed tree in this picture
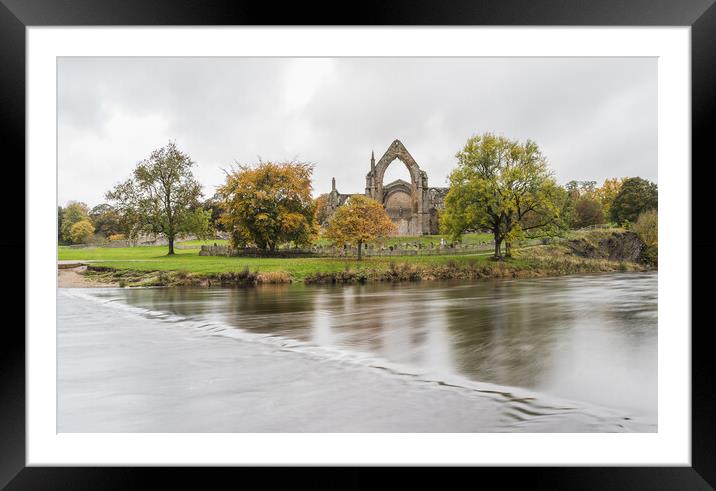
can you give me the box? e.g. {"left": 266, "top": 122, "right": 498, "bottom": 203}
{"left": 566, "top": 180, "right": 597, "bottom": 197}
{"left": 106, "top": 141, "right": 204, "bottom": 255}
{"left": 441, "top": 133, "right": 567, "bottom": 259}
{"left": 202, "top": 193, "right": 226, "bottom": 234}
{"left": 57, "top": 206, "right": 64, "bottom": 241}
{"left": 185, "top": 208, "right": 212, "bottom": 240}
{"left": 89, "top": 203, "right": 123, "bottom": 238}
{"left": 610, "top": 177, "right": 658, "bottom": 224}
{"left": 60, "top": 201, "right": 90, "bottom": 243}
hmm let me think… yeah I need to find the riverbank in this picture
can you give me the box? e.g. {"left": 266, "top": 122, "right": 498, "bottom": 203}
{"left": 65, "top": 247, "right": 651, "bottom": 288}
{"left": 58, "top": 231, "right": 655, "bottom": 288}
{"left": 58, "top": 265, "right": 119, "bottom": 288}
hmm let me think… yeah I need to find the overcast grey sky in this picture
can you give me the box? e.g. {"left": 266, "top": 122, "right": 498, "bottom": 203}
{"left": 58, "top": 57, "right": 656, "bottom": 207}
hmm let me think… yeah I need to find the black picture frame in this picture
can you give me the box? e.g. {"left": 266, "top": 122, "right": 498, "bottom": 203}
{"left": 4, "top": 0, "right": 714, "bottom": 487}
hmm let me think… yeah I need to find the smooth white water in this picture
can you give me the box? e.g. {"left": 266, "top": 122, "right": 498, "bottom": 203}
{"left": 58, "top": 272, "right": 657, "bottom": 432}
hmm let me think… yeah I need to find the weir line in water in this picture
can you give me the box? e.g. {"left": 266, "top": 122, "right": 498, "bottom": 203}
{"left": 59, "top": 286, "right": 655, "bottom": 432}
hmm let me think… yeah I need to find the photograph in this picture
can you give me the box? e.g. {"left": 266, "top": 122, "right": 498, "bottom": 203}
{"left": 2, "top": 0, "right": 711, "bottom": 481}
{"left": 56, "top": 56, "right": 659, "bottom": 433}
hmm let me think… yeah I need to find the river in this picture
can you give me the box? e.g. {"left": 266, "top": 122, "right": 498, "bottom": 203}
{"left": 58, "top": 272, "right": 657, "bottom": 432}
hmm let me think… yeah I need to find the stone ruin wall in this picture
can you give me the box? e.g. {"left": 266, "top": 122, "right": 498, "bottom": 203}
{"left": 324, "top": 140, "right": 449, "bottom": 235}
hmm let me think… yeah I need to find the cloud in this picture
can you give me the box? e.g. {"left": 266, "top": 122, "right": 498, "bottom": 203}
{"left": 58, "top": 57, "right": 656, "bottom": 207}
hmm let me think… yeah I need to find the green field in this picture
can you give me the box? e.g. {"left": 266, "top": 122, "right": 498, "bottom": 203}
{"left": 55, "top": 232, "right": 533, "bottom": 282}
{"left": 59, "top": 233, "right": 493, "bottom": 260}
{"left": 59, "top": 242, "right": 501, "bottom": 281}
{"left": 59, "top": 229, "right": 649, "bottom": 286}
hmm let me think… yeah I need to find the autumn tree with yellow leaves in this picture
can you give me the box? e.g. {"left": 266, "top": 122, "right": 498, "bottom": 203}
{"left": 594, "top": 177, "right": 625, "bottom": 222}
{"left": 314, "top": 193, "right": 331, "bottom": 227}
{"left": 324, "top": 195, "right": 396, "bottom": 260}
{"left": 219, "top": 161, "right": 318, "bottom": 251}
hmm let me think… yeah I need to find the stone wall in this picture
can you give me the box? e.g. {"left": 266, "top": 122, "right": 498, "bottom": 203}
{"left": 199, "top": 245, "right": 317, "bottom": 257}
{"left": 199, "top": 242, "right": 496, "bottom": 258}
{"left": 63, "top": 233, "right": 204, "bottom": 249}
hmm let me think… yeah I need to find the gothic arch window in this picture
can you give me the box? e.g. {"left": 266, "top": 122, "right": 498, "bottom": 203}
{"left": 373, "top": 140, "right": 423, "bottom": 193}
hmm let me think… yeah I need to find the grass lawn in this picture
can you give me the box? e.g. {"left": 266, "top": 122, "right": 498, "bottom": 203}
{"left": 59, "top": 227, "right": 643, "bottom": 285}
{"left": 62, "top": 247, "right": 503, "bottom": 281}
{"left": 59, "top": 233, "right": 494, "bottom": 262}
{"left": 56, "top": 232, "right": 522, "bottom": 281}
{"left": 59, "top": 244, "right": 195, "bottom": 261}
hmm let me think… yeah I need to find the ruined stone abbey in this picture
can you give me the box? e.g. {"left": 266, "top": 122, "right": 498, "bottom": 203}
{"left": 325, "top": 139, "right": 449, "bottom": 235}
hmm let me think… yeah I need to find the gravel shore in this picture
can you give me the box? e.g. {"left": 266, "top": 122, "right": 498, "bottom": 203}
{"left": 58, "top": 265, "right": 118, "bottom": 288}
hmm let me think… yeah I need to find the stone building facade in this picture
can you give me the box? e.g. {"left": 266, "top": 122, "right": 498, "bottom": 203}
{"left": 325, "top": 139, "right": 448, "bottom": 235}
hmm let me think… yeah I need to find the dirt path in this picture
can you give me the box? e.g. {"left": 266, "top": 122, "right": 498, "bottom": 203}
{"left": 58, "top": 265, "right": 118, "bottom": 288}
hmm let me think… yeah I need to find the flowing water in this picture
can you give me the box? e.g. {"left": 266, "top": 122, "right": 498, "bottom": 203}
{"left": 58, "top": 272, "right": 657, "bottom": 432}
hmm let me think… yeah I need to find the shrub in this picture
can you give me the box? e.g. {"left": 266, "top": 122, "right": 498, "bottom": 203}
{"left": 641, "top": 245, "right": 658, "bottom": 267}
{"left": 633, "top": 209, "right": 657, "bottom": 247}
{"left": 209, "top": 266, "right": 260, "bottom": 285}
{"left": 256, "top": 271, "right": 292, "bottom": 284}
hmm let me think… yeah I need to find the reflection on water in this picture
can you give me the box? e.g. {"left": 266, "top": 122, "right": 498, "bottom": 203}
{"left": 100, "top": 272, "right": 657, "bottom": 420}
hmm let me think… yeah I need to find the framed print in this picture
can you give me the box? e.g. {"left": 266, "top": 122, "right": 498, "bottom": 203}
{"left": 4, "top": 0, "right": 715, "bottom": 487}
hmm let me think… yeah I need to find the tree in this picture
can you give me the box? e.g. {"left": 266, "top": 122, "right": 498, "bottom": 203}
{"left": 324, "top": 195, "right": 396, "bottom": 260}
{"left": 219, "top": 161, "right": 318, "bottom": 251}
{"left": 106, "top": 141, "right": 204, "bottom": 255}
{"left": 595, "top": 177, "right": 625, "bottom": 222}
{"left": 610, "top": 177, "right": 658, "bottom": 224}
{"left": 89, "top": 203, "right": 122, "bottom": 238}
{"left": 186, "top": 208, "right": 212, "bottom": 240}
{"left": 441, "top": 133, "right": 566, "bottom": 259}
{"left": 634, "top": 209, "right": 658, "bottom": 247}
{"left": 574, "top": 195, "right": 604, "bottom": 228}
{"left": 69, "top": 219, "right": 95, "bottom": 244}
{"left": 634, "top": 208, "right": 658, "bottom": 266}
{"left": 202, "top": 193, "right": 226, "bottom": 233}
{"left": 60, "top": 201, "right": 90, "bottom": 242}
{"left": 566, "top": 180, "right": 597, "bottom": 197}
{"left": 314, "top": 193, "right": 331, "bottom": 227}
{"left": 57, "top": 206, "right": 64, "bottom": 241}
{"left": 563, "top": 180, "right": 600, "bottom": 229}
